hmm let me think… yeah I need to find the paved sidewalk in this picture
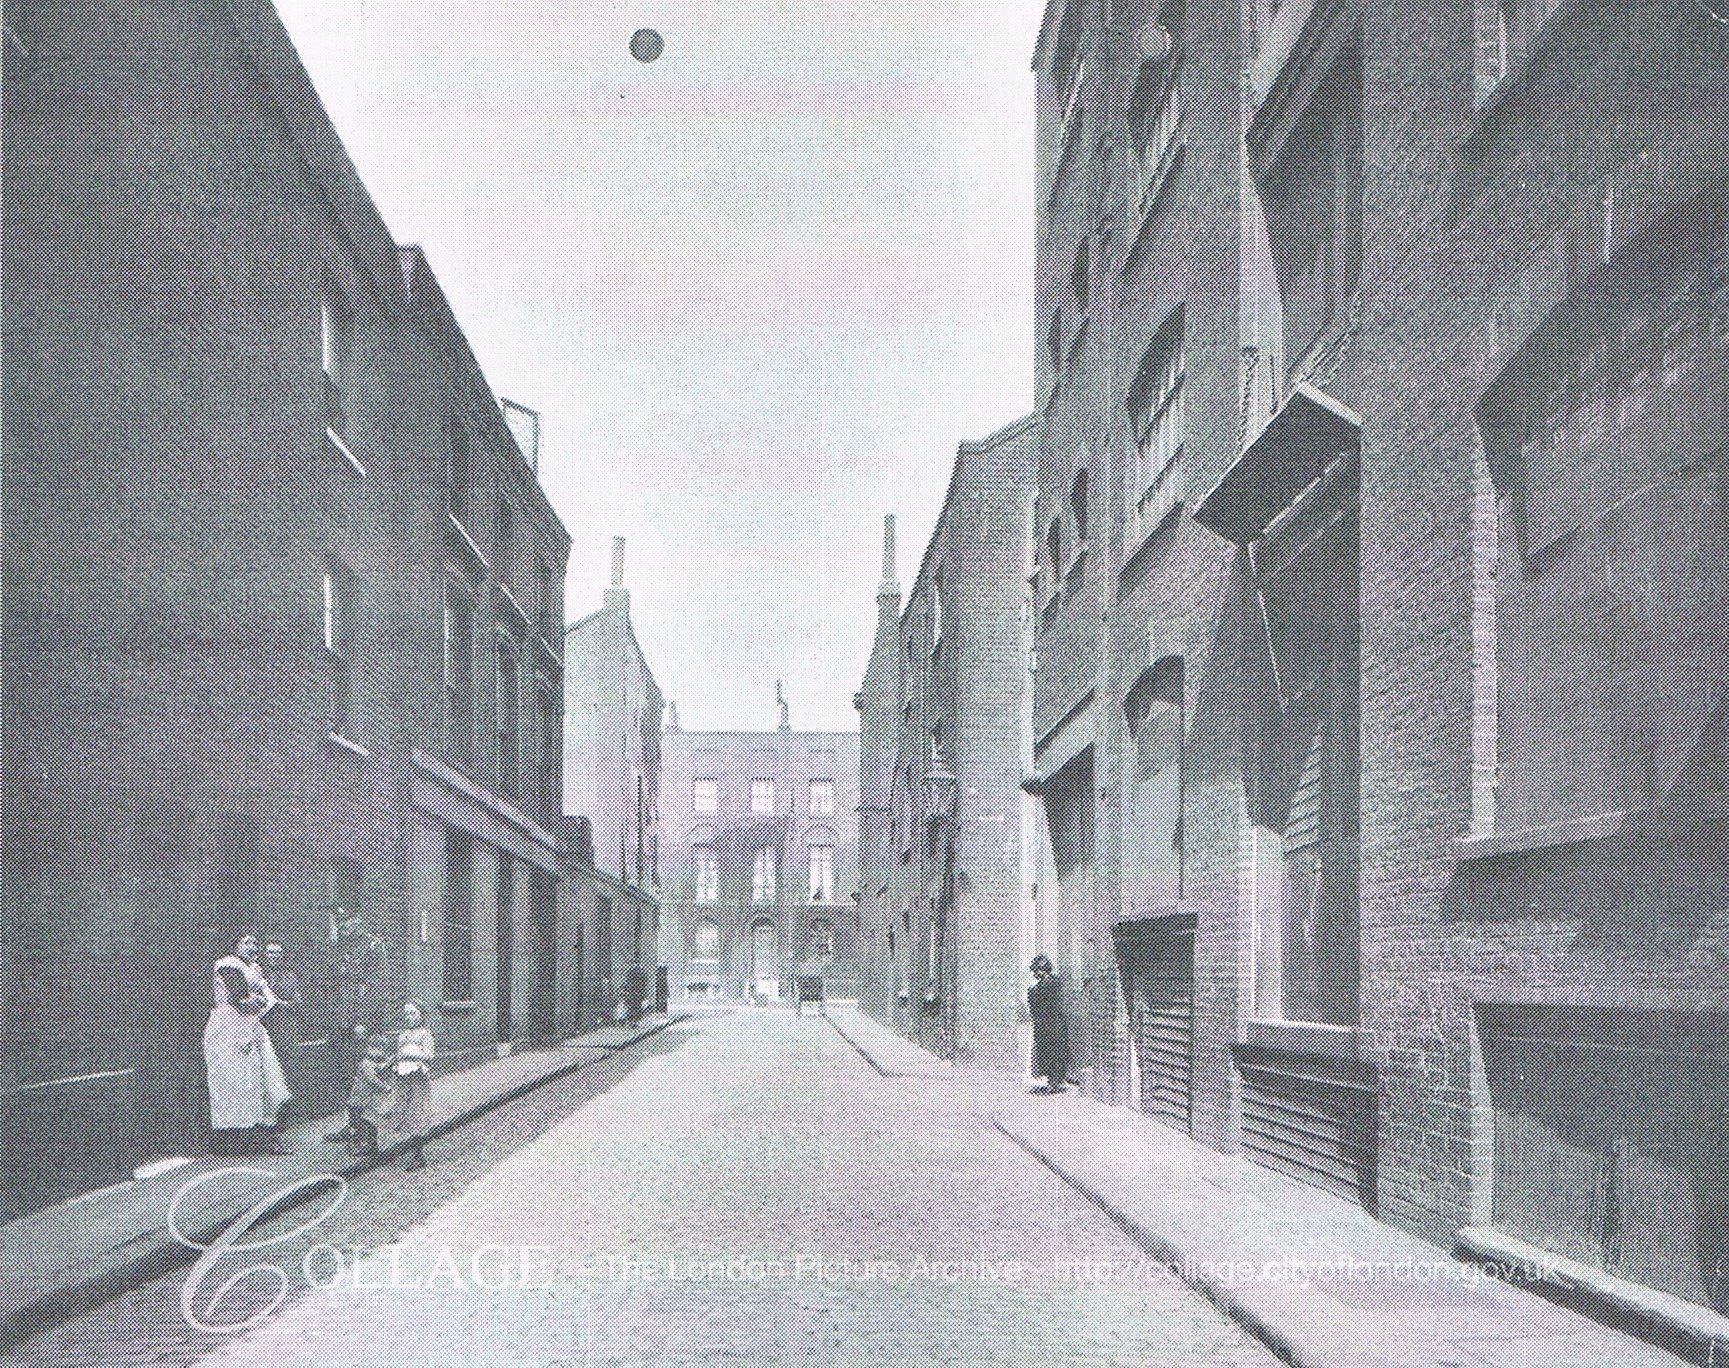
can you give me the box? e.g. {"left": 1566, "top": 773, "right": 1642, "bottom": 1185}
{"left": 826, "top": 1005, "right": 1690, "bottom": 1368}
{"left": 0, "top": 1014, "right": 678, "bottom": 1348}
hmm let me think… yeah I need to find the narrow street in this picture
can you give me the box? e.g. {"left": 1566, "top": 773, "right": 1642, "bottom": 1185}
{"left": 14, "top": 1012, "right": 1278, "bottom": 1367}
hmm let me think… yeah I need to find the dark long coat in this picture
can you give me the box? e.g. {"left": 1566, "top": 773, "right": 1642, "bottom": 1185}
{"left": 1028, "top": 972, "right": 1069, "bottom": 1084}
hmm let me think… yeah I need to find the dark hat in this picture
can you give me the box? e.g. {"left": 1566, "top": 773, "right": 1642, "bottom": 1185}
{"left": 1030, "top": 954, "right": 1053, "bottom": 973}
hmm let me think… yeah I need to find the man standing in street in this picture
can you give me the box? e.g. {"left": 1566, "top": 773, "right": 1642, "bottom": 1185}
{"left": 261, "top": 941, "right": 303, "bottom": 1056}
{"left": 324, "top": 912, "right": 384, "bottom": 1143}
{"left": 1028, "top": 954, "right": 1069, "bottom": 1094}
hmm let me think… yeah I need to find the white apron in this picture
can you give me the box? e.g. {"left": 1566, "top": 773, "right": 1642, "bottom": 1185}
{"left": 203, "top": 955, "right": 292, "bottom": 1129}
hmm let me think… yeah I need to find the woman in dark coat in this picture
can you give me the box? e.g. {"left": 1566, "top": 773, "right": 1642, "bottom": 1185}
{"left": 1028, "top": 954, "right": 1069, "bottom": 1094}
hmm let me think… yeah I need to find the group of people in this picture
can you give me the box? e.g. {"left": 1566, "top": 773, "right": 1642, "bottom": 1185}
{"left": 201, "top": 933, "right": 435, "bottom": 1167}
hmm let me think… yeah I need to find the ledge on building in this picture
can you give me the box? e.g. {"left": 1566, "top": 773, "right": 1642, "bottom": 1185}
{"left": 1453, "top": 809, "right": 1632, "bottom": 862}
{"left": 327, "top": 730, "right": 370, "bottom": 758}
{"left": 1241, "top": 1017, "right": 1375, "bottom": 1064}
{"left": 1191, "top": 383, "right": 1360, "bottom": 546}
{"left": 1457, "top": 1224, "right": 1729, "bottom": 1365}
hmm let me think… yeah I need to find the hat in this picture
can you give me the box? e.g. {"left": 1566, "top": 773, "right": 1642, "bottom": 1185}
{"left": 1030, "top": 954, "right": 1053, "bottom": 973}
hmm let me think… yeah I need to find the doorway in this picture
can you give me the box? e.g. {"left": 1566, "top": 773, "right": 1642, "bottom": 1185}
{"left": 750, "top": 917, "right": 779, "bottom": 999}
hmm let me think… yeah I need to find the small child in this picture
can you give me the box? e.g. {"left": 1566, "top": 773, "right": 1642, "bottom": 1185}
{"left": 346, "top": 1036, "right": 394, "bottom": 1157}
{"left": 394, "top": 1002, "right": 435, "bottom": 1169}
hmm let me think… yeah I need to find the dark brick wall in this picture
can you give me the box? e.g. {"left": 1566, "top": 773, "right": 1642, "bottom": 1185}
{"left": 2, "top": 0, "right": 569, "bottom": 1215}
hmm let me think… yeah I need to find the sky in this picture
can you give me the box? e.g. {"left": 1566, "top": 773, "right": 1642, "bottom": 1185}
{"left": 273, "top": 0, "right": 1045, "bottom": 733}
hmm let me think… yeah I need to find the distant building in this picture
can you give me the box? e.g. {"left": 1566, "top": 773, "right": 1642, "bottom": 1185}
{"left": 2, "top": 0, "right": 568, "bottom": 1217}
{"left": 854, "top": 419, "right": 1040, "bottom": 1073}
{"left": 660, "top": 696, "right": 859, "bottom": 1003}
{"left": 561, "top": 537, "right": 663, "bottom": 1025}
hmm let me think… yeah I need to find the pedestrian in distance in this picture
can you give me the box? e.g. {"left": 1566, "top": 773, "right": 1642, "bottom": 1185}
{"left": 624, "top": 963, "right": 649, "bottom": 1025}
{"left": 393, "top": 1002, "right": 435, "bottom": 1169}
{"left": 1028, "top": 954, "right": 1070, "bottom": 1095}
{"left": 203, "top": 933, "right": 293, "bottom": 1155}
{"left": 345, "top": 1036, "right": 395, "bottom": 1158}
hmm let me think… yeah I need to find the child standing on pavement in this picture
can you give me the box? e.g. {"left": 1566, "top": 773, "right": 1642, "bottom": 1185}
{"left": 393, "top": 1002, "right": 435, "bottom": 1169}
{"left": 346, "top": 1036, "right": 394, "bottom": 1157}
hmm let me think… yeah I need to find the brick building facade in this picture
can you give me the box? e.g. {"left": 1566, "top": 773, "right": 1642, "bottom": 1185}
{"left": 2, "top": 0, "right": 569, "bottom": 1217}
{"left": 660, "top": 707, "right": 859, "bottom": 1005}
{"left": 1021, "top": 0, "right": 1729, "bottom": 1321}
{"left": 853, "top": 420, "right": 1041, "bottom": 1074}
{"left": 560, "top": 536, "right": 664, "bottom": 1028}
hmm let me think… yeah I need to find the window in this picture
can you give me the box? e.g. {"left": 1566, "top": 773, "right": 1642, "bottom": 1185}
{"left": 321, "top": 287, "right": 361, "bottom": 473}
{"left": 808, "top": 844, "right": 834, "bottom": 902}
{"left": 693, "top": 845, "right": 719, "bottom": 902}
{"left": 1125, "top": 655, "right": 1186, "bottom": 918}
{"left": 537, "top": 676, "right": 560, "bottom": 815}
{"left": 1060, "top": 53, "right": 1085, "bottom": 134}
{"left": 538, "top": 558, "right": 558, "bottom": 642}
{"left": 446, "top": 416, "right": 471, "bottom": 527}
{"left": 1128, "top": 308, "right": 1186, "bottom": 544}
{"left": 443, "top": 578, "right": 475, "bottom": 766}
{"left": 1069, "top": 238, "right": 1090, "bottom": 311}
{"left": 692, "top": 778, "right": 718, "bottom": 813}
{"left": 495, "top": 494, "right": 516, "bottom": 587}
{"left": 809, "top": 779, "right": 835, "bottom": 816}
{"left": 693, "top": 917, "right": 721, "bottom": 962}
{"left": 1262, "top": 42, "right": 1362, "bottom": 368}
{"left": 329, "top": 856, "right": 364, "bottom": 932}
{"left": 494, "top": 629, "right": 521, "bottom": 800}
{"left": 442, "top": 827, "right": 474, "bottom": 1002}
{"left": 1047, "top": 518, "right": 1063, "bottom": 577}
{"left": 930, "top": 576, "right": 944, "bottom": 655}
{"left": 751, "top": 778, "right": 776, "bottom": 815}
{"left": 323, "top": 561, "right": 358, "bottom": 738}
{"left": 1129, "top": 3, "right": 1183, "bottom": 220}
{"left": 1070, "top": 468, "right": 1090, "bottom": 544}
{"left": 752, "top": 846, "right": 777, "bottom": 903}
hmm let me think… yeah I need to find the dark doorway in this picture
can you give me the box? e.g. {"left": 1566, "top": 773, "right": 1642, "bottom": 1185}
{"left": 526, "top": 865, "right": 557, "bottom": 1039}
{"left": 495, "top": 853, "right": 515, "bottom": 1043}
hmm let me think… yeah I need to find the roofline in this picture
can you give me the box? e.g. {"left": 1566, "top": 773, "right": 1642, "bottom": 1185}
{"left": 957, "top": 411, "right": 1038, "bottom": 455}
{"left": 905, "top": 414, "right": 1037, "bottom": 623}
{"left": 564, "top": 602, "right": 665, "bottom": 699}
{"left": 218, "top": 0, "right": 405, "bottom": 306}
{"left": 1032, "top": 0, "right": 1066, "bottom": 70}
{"left": 399, "top": 246, "right": 571, "bottom": 557}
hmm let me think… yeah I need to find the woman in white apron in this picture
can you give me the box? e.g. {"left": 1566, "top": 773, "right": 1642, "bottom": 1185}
{"left": 203, "top": 933, "right": 293, "bottom": 1155}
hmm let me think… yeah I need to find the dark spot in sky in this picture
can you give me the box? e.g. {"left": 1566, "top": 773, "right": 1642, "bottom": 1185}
{"left": 629, "top": 29, "right": 664, "bottom": 63}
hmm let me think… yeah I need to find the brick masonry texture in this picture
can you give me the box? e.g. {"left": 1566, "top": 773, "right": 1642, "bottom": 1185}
{"left": 3, "top": 0, "right": 578, "bottom": 1218}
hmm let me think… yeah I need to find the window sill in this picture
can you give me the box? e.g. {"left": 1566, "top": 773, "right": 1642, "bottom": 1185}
{"left": 438, "top": 1000, "right": 477, "bottom": 1016}
{"left": 1453, "top": 809, "right": 1634, "bottom": 862}
{"left": 326, "top": 428, "right": 367, "bottom": 478}
{"left": 447, "top": 512, "right": 491, "bottom": 573}
{"left": 498, "top": 582, "right": 530, "bottom": 632}
{"left": 327, "top": 730, "right": 370, "bottom": 758}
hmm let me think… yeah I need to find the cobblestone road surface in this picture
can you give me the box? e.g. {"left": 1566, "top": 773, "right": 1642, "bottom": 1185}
{"left": 13, "top": 1011, "right": 1279, "bottom": 1367}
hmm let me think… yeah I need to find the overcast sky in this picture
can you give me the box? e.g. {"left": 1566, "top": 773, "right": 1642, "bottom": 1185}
{"left": 273, "top": 1, "right": 1043, "bottom": 732}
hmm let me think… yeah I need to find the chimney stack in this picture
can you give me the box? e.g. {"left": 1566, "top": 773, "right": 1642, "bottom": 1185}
{"left": 605, "top": 535, "right": 630, "bottom": 612}
{"left": 879, "top": 514, "right": 899, "bottom": 597}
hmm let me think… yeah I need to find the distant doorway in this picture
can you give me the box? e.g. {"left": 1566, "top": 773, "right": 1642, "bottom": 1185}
{"left": 750, "top": 917, "right": 779, "bottom": 999}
